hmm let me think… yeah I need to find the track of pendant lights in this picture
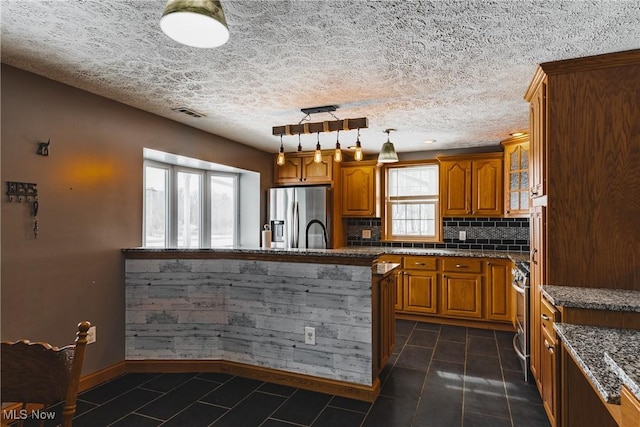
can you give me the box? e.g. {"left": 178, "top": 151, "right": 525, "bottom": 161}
{"left": 274, "top": 106, "right": 368, "bottom": 164}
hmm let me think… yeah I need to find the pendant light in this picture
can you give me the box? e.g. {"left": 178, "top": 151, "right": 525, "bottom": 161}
{"left": 297, "top": 134, "right": 302, "bottom": 152}
{"left": 160, "top": 0, "right": 230, "bottom": 48}
{"left": 314, "top": 132, "right": 323, "bottom": 163}
{"left": 334, "top": 130, "right": 343, "bottom": 162}
{"left": 354, "top": 129, "right": 364, "bottom": 161}
{"left": 378, "top": 128, "right": 399, "bottom": 163}
{"left": 276, "top": 135, "right": 285, "bottom": 166}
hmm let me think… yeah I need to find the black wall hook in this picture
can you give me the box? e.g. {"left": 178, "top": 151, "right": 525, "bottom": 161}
{"left": 37, "top": 138, "right": 50, "bottom": 156}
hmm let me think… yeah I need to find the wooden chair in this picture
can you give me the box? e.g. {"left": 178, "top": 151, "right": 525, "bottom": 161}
{"left": 1, "top": 321, "right": 90, "bottom": 427}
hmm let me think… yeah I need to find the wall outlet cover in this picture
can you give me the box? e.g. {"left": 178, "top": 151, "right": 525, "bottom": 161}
{"left": 459, "top": 231, "right": 467, "bottom": 241}
{"left": 87, "top": 326, "right": 97, "bottom": 344}
{"left": 362, "top": 229, "right": 372, "bottom": 239}
{"left": 304, "top": 326, "right": 316, "bottom": 345}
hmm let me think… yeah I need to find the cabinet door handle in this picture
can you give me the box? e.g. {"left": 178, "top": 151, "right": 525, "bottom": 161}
{"left": 531, "top": 248, "right": 538, "bottom": 264}
{"left": 544, "top": 339, "right": 554, "bottom": 354}
{"left": 541, "top": 314, "right": 550, "bottom": 321}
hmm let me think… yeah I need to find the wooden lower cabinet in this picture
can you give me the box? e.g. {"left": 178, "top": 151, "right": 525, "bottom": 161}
{"left": 379, "top": 274, "right": 396, "bottom": 368}
{"left": 440, "top": 273, "right": 483, "bottom": 319}
{"left": 403, "top": 270, "right": 438, "bottom": 314}
{"left": 538, "top": 297, "right": 560, "bottom": 427}
{"left": 394, "top": 255, "right": 514, "bottom": 326}
{"left": 541, "top": 326, "right": 559, "bottom": 427}
{"left": 486, "top": 260, "right": 512, "bottom": 322}
{"left": 371, "top": 272, "right": 396, "bottom": 377}
{"left": 378, "top": 256, "right": 404, "bottom": 311}
{"left": 621, "top": 385, "right": 640, "bottom": 427}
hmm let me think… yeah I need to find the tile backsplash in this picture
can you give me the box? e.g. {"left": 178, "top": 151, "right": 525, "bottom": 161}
{"left": 346, "top": 217, "right": 530, "bottom": 252}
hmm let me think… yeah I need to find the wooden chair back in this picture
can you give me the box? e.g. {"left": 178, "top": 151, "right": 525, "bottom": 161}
{"left": 1, "top": 321, "right": 90, "bottom": 427}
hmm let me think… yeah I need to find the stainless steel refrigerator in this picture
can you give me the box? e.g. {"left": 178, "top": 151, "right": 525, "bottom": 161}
{"left": 269, "top": 186, "right": 331, "bottom": 249}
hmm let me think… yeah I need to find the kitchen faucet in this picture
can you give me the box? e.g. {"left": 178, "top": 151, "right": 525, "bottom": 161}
{"left": 305, "top": 219, "right": 328, "bottom": 249}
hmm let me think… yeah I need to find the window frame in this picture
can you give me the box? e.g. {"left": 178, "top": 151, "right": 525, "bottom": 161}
{"left": 381, "top": 160, "right": 442, "bottom": 243}
{"left": 143, "top": 160, "right": 239, "bottom": 248}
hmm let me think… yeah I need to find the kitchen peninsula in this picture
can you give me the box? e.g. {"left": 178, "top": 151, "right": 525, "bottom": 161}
{"left": 122, "top": 247, "right": 523, "bottom": 401}
{"left": 123, "top": 247, "right": 399, "bottom": 401}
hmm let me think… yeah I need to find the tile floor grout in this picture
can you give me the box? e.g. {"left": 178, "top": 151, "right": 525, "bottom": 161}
{"left": 12, "top": 320, "right": 550, "bottom": 427}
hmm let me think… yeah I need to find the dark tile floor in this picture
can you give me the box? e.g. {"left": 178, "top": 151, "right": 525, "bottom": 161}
{"left": 19, "top": 320, "right": 551, "bottom": 427}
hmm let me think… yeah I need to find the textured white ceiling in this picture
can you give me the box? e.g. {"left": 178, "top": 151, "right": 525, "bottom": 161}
{"left": 2, "top": 1, "right": 639, "bottom": 155}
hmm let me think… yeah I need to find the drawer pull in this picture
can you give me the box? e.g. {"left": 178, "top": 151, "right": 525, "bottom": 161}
{"left": 415, "top": 262, "right": 426, "bottom": 266}
{"left": 544, "top": 339, "right": 554, "bottom": 354}
{"left": 541, "top": 314, "right": 550, "bottom": 321}
{"left": 456, "top": 264, "right": 468, "bottom": 268}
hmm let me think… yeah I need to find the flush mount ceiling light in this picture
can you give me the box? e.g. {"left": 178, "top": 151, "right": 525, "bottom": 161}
{"left": 272, "top": 106, "right": 368, "bottom": 165}
{"left": 160, "top": 0, "right": 229, "bottom": 48}
{"left": 378, "top": 129, "right": 399, "bottom": 163}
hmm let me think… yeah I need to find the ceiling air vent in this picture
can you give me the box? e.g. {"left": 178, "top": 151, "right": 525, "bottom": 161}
{"left": 172, "top": 107, "right": 206, "bottom": 118}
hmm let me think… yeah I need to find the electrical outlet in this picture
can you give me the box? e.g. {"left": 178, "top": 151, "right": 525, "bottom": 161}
{"left": 87, "top": 326, "right": 97, "bottom": 344}
{"left": 459, "top": 231, "right": 467, "bottom": 241}
{"left": 304, "top": 326, "right": 316, "bottom": 345}
{"left": 362, "top": 229, "right": 372, "bottom": 239}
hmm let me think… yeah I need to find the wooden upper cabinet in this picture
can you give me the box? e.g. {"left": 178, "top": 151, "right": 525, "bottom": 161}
{"left": 274, "top": 152, "right": 333, "bottom": 185}
{"left": 528, "top": 78, "right": 547, "bottom": 199}
{"left": 501, "top": 135, "right": 531, "bottom": 217}
{"left": 340, "top": 161, "right": 379, "bottom": 217}
{"left": 440, "top": 160, "right": 472, "bottom": 215}
{"left": 439, "top": 153, "right": 503, "bottom": 217}
{"left": 302, "top": 154, "right": 333, "bottom": 183}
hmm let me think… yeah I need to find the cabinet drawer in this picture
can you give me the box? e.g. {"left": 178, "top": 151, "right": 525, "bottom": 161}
{"left": 541, "top": 297, "right": 559, "bottom": 337}
{"left": 442, "top": 258, "right": 482, "bottom": 274}
{"left": 404, "top": 256, "right": 437, "bottom": 271}
{"left": 379, "top": 255, "right": 403, "bottom": 264}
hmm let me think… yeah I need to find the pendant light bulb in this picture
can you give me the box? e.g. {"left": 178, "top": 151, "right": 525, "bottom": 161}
{"left": 277, "top": 135, "right": 285, "bottom": 166}
{"left": 334, "top": 130, "right": 342, "bottom": 163}
{"left": 314, "top": 132, "right": 323, "bottom": 163}
{"left": 354, "top": 129, "right": 364, "bottom": 161}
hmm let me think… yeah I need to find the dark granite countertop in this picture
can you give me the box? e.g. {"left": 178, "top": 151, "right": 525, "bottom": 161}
{"left": 123, "top": 246, "right": 527, "bottom": 263}
{"left": 542, "top": 285, "right": 640, "bottom": 313}
{"left": 554, "top": 323, "right": 640, "bottom": 403}
{"left": 374, "top": 262, "right": 401, "bottom": 276}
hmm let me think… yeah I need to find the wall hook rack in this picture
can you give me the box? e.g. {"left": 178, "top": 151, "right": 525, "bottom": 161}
{"left": 6, "top": 181, "right": 38, "bottom": 203}
{"left": 37, "top": 138, "right": 50, "bottom": 156}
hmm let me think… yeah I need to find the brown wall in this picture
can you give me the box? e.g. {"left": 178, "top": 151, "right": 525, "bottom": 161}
{"left": 1, "top": 65, "right": 273, "bottom": 374}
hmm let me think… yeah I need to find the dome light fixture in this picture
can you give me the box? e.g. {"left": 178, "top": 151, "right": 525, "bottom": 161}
{"left": 160, "top": 0, "right": 230, "bottom": 49}
{"left": 378, "top": 129, "right": 399, "bottom": 163}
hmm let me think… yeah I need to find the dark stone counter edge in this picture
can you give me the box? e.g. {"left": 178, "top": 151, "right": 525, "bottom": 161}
{"left": 122, "top": 247, "right": 527, "bottom": 266}
{"left": 542, "top": 285, "right": 640, "bottom": 313}
{"left": 555, "top": 323, "right": 640, "bottom": 404}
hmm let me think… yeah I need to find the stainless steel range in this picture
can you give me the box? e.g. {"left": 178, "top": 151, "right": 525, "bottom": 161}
{"left": 511, "top": 261, "right": 531, "bottom": 382}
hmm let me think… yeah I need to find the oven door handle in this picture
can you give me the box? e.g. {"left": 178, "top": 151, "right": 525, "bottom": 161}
{"left": 512, "top": 281, "right": 526, "bottom": 295}
{"left": 512, "top": 334, "right": 526, "bottom": 361}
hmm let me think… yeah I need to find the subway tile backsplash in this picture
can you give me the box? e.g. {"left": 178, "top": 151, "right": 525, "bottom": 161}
{"left": 346, "top": 217, "right": 530, "bottom": 252}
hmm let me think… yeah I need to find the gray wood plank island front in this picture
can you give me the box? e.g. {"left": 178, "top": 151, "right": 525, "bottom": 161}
{"left": 123, "top": 248, "right": 397, "bottom": 401}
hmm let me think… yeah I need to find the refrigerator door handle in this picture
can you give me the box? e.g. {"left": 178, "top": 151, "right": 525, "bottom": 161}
{"left": 292, "top": 202, "right": 300, "bottom": 248}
